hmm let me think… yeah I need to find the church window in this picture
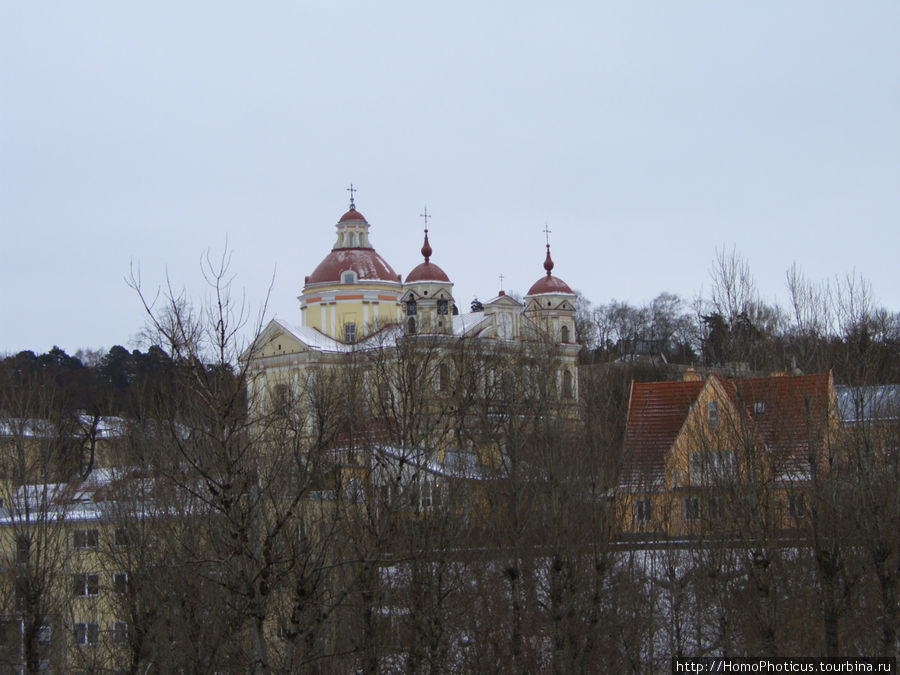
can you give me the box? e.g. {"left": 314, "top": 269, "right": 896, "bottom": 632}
{"left": 407, "top": 317, "right": 417, "bottom": 334}
{"left": 348, "top": 232, "right": 355, "bottom": 247}
{"left": 560, "top": 325, "right": 569, "bottom": 342}
{"left": 562, "top": 370, "right": 573, "bottom": 399}
{"left": 342, "top": 272, "right": 356, "bottom": 284}
{"left": 439, "top": 362, "right": 450, "bottom": 391}
{"left": 437, "top": 300, "right": 448, "bottom": 315}
{"left": 406, "top": 300, "right": 417, "bottom": 316}
{"left": 344, "top": 323, "right": 357, "bottom": 343}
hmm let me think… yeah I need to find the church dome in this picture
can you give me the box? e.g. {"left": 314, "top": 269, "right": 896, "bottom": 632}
{"left": 405, "top": 228, "right": 451, "bottom": 283}
{"left": 526, "top": 244, "right": 574, "bottom": 296}
{"left": 339, "top": 207, "right": 367, "bottom": 223}
{"left": 306, "top": 249, "right": 400, "bottom": 285}
{"left": 305, "top": 200, "right": 401, "bottom": 286}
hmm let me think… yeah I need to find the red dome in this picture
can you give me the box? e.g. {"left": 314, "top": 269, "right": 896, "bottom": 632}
{"left": 339, "top": 207, "right": 367, "bottom": 223}
{"left": 306, "top": 249, "right": 400, "bottom": 286}
{"left": 406, "top": 261, "right": 450, "bottom": 283}
{"left": 527, "top": 275, "right": 574, "bottom": 296}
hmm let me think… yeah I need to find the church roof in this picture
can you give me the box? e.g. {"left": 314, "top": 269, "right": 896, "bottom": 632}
{"left": 406, "top": 261, "right": 450, "bottom": 283}
{"left": 306, "top": 248, "right": 401, "bottom": 286}
{"left": 525, "top": 244, "right": 574, "bottom": 296}
{"left": 405, "top": 228, "right": 451, "bottom": 283}
{"left": 527, "top": 275, "right": 574, "bottom": 296}
{"left": 338, "top": 206, "right": 367, "bottom": 223}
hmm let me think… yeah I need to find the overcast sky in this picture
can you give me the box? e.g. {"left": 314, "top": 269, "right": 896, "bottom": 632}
{"left": 2, "top": 2, "right": 898, "bottom": 356}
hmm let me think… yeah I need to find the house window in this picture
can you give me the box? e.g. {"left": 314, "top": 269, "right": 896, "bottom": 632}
{"left": 73, "top": 623, "right": 99, "bottom": 647}
{"left": 753, "top": 401, "right": 766, "bottom": 416}
{"left": 787, "top": 493, "right": 806, "bottom": 520}
{"left": 437, "top": 299, "right": 448, "bottom": 315}
{"left": 342, "top": 271, "right": 356, "bottom": 284}
{"left": 37, "top": 619, "right": 51, "bottom": 645}
{"left": 561, "top": 325, "right": 569, "bottom": 343}
{"left": 689, "top": 450, "right": 735, "bottom": 485}
{"left": 73, "top": 529, "right": 99, "bottom": 550}
{"left": 707, "top": 401, "right": 718, "bottom": 428}
{"left": 114, "top": 528, "right": 131, "bottom": 548}
{"left": 16, "top": 534, "right": 29, "bottom": 565}
{"left": 113, "top": 573, "right": 128, "bottom": 595}
{"left": 682, "top": 497, "right": 701, "bottom": 522}
{"left": 406, "top": 299, "right": 417, "bottom": 316}
{"left": 706, "top": 496, "right": 725, "bottom": 520}
{"left": 112, "top": 622, "right": 128, "bottom": 645}
{"left": 73, "top": 573, "right": 100, "bottom": 597}
{"left": 633, "top": 499, "right": 652, "bottom": 524}
{"left": 344, "top": 323, "right": 356, "bottom": 343}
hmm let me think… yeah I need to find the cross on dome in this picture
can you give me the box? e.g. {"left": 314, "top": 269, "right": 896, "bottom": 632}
{"left": 346, "top": 183, "right": 357, "bottom": 209}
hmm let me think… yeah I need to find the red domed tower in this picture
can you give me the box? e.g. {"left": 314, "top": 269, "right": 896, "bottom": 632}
{"left": 524, "top": 242, "right": 577, "bottom": 345}
{"left": 402, "top": 210, "right": 455, "bottom": 335}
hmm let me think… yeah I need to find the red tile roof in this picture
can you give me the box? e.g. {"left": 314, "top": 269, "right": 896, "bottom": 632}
{"left": 620, "top": 379, "right": 705, "bottom": 489}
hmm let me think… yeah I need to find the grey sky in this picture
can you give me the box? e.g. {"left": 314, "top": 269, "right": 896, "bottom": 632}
{"left": 2, "top": 2, "right": 898, "bottom": 355}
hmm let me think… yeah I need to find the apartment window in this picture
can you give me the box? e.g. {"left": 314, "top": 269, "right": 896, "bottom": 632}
{"left": 73, "top": 623, "right": 99, "bottom": 647}
{"left": 633, "top": 499, "right": 652, "bottom": 524}
{"left": 682, "top": 497, "right": 701, "bottom": 522}
{"left": 707, "top": 400, "right": 718, "bottom": 428}
{"left": 344, "top": 323, "right": 356, "bottom": 343}
{"left": 73, "top": 573, "right": 100, "bottom": 597}
{"left": 16, "top": 534, "right": 29, "bottom": 565}
{"left": 437, "top": 299, "right": 449, "bottom": 315}
{"left": 113, "top": 573, "right": 128, "bottom": 595}
{"left": 112, "top": 622, "right": 128, "bottom": 645}
{"left": 73, "top": 529, "right": 99, "bottom": 550}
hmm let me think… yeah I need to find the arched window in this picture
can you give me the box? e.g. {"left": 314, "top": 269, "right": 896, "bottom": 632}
{"left": 561, "top": 324, "right": 569, "bottom": 343}
{"left": 407, "top": 317, "right": 417, "bottom": 334}
{"left": 439, "top": 362, "right": 450, "bottom": 391}
{"left": 348, "top": 232, "right": 355, "bottom": 247}
{"left": 562, "top": 370, "right": 573, "bottom": 399}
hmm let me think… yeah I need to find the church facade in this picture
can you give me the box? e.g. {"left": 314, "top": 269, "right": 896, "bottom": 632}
{"left": 247, "top": 196, "right": 581, "bottom": 410}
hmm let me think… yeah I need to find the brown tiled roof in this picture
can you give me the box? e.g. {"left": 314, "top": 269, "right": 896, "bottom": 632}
{"left": 620, "top": 379, "right": 705, "bottom": 489}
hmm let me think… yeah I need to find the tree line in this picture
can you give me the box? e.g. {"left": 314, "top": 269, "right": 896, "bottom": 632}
{"left": 0, "top": 249, "right": 897, "bottom": 672}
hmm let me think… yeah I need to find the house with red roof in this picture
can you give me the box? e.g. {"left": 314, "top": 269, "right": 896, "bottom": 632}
{"left": 618, "top": 370, "right": 838, "bottom": 538}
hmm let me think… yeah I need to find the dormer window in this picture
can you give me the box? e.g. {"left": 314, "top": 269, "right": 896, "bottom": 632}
{"left": 342, "top": 271, "right": 356, "bottom": 284}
